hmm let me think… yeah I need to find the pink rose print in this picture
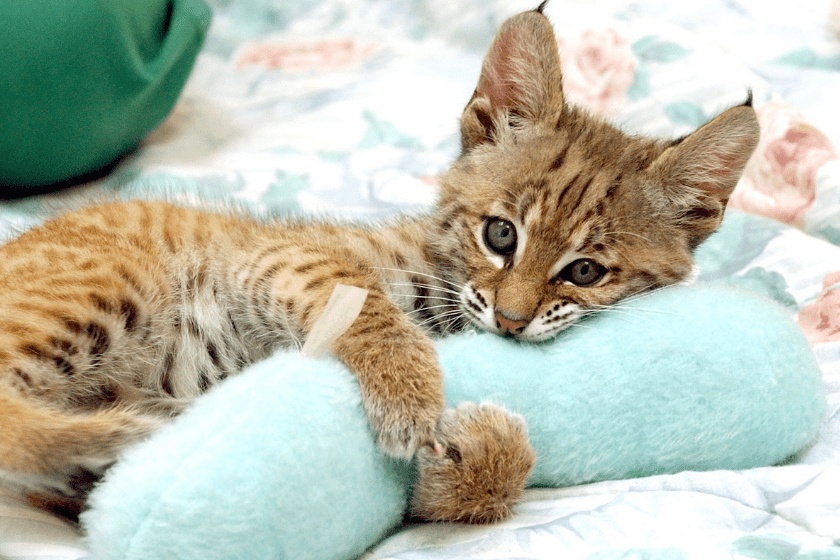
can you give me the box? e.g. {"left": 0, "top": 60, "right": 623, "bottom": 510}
{"left": 798, "top": 271, "right": 840, "bottom": 344}
{"left": 237, "top": 38, "right": 378, "bottom": 71}
{"left": 557, "top": 29, "right": 637, "bottom": 115}
{"left": 729, "top": 102, "right": 838, "bottom": 227}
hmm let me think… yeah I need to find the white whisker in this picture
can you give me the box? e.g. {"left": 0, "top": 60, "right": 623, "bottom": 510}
{"left": 579, "top": 306, "right": 624, "bottom": 319}
{"left": 588, "top": 302, "right": 681, "bottom": 318}
{"left": 388, "top": 282, "right": 463, "bottom": 298}
{"left": 367, "top": 266, "right": 466, "bottom": 291}
{"left": 413, "top": 310, "right": 465, "bottom": 330}
{"left": 405, "top": 303, "right": 460, "bottom": 314}
{"left": 558, "top": 320, "right": 592, "bottom": 331}
{"left": 619, "top": 285, "right": 674, "bottom": 306}
{"left": 441, "top": 313, "right": 466, "bottom": 333}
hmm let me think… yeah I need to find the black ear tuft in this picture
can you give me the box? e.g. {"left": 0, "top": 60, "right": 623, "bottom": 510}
{"left": 535, "top": 1, "right": 549, "bottom": 14}
{"left": 743, "top": 89, "right": 754, "bottom": 108}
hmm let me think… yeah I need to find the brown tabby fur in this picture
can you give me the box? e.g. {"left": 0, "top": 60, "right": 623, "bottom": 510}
{"left": 0, "top": 6, "right": 759, "bottom": 524}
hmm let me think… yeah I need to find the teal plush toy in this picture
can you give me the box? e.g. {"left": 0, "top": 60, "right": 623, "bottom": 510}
{"left": 81, "top": 284, "right": 825, "bottom": 560}
{"left": 0, "top": 0, "right": 211, "bottom": 189}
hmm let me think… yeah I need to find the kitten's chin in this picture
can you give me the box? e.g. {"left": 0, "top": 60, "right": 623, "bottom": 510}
{"left": 514, "top": 330, "right": 560, "bottom": 343}
{"left": 514, "top": 324, "right": 569, "bottom": 343}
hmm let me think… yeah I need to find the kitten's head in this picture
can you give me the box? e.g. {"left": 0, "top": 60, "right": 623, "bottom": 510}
{"left": 432, "top": 7, "right": 760, "bottom": 341}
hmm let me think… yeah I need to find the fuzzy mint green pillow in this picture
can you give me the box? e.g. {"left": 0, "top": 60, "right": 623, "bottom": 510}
{"left": 0, "top": 0, "right": 211, "bottom": 189}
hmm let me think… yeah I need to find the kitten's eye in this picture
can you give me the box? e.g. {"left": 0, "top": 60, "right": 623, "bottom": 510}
{"left": 560, "top": 259, "right": 606, "bottom": 286}
{"left": 484, "top": 218, "right": 517, "bottom": 255}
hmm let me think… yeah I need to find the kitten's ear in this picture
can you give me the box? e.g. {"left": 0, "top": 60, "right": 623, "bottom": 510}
{"left": 460, "top": 8, "right": 564, "bottom": 152}
{"left": 650, "top": 102, "right": 760, "bottom": 247}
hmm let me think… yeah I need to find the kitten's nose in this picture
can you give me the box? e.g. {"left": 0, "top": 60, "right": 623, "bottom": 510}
{"left": 494, "top": 312, "right": 529, "bottom": 336}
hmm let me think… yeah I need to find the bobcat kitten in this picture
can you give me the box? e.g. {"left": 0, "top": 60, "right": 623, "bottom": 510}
{"left": 0, "top": 6, "right": 759, "bottom": 523}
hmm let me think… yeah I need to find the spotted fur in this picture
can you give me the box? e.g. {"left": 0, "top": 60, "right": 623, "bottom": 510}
{"left": 0, "top": 6, "right": 758, "bottom": 523}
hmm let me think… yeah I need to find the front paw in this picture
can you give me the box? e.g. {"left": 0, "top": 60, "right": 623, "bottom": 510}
{"left": 410, "top": 401, "right": 536, "bottom": 524}
{"left": 367, "top": 397, "right": 442, "bottom": 460}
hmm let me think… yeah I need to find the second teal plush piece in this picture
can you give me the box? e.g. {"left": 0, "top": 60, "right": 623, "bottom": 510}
{"left": 82, "top": 284, "right": 825, "bottom": 560}
{"left": 441, "top": 285, "right": 824, "bottom": 486}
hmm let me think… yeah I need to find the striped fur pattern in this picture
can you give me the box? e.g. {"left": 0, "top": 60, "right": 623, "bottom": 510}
{"left": 0, "top": 6, "right": 759, "bottom": 524}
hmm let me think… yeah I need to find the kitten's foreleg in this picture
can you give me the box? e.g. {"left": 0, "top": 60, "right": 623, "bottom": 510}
{"left": 257, "top": 250, "right": 446, "bottom": 459}
{"left": 328, "top": 290, "right": 445, "bottom": 458}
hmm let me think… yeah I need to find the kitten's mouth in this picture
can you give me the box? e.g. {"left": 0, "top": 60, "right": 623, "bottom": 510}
{"left": 495, "top": 308, "right": 586, "bottom": 342}
{"left": 459, "top": 285, "right": 584, "bottom": 341}
{"left": 473, "top": 315, "right": 574, "bottom": 342}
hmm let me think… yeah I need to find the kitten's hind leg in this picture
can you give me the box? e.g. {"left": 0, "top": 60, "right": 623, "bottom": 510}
{"left": 24, "top": 465, "right": 111, "bottom": 522}
{"left": 0, "top": 389, "right": 162, "bottom": 518}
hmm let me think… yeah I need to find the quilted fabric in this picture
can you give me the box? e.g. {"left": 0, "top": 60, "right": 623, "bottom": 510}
{"left": 1, "top": 0, "right": 840, "bottom": 558}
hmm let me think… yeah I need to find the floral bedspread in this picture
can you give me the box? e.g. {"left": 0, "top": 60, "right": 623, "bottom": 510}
{"left": 2, "top": 0, "right": 840, "bottom": 558}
